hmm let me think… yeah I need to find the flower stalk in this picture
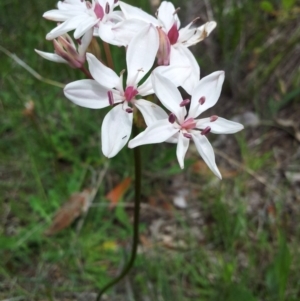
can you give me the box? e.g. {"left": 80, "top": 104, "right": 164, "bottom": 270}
{"left": 96, "top": 126, "right": 142, "bottom": 301}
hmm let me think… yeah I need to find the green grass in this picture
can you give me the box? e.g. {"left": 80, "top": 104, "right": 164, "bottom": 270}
{"left": 1, "top": 0, "right": 300, "bottom": 300}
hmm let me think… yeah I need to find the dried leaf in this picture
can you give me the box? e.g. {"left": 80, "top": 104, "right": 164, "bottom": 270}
{"left": 22, "top": 100, "right": 35, "bottom": 117}
{"left": 45, "top": 189, "right": 92, "bottom": 236}
{"left": 106, "top": 177, "right": 131, "bottom": 207}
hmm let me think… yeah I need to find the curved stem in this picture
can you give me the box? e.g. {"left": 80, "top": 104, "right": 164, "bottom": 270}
{"left": 96, "top": 139, "right": 142, "bottom": 300}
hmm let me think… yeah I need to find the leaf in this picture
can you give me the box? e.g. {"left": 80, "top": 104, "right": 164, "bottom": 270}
{"left": 45, "top": 189, "right": 92, "bottom": 236}
{"left": 260, "top": 1, "right": 275, "bottom": 12}
{"left": 282, "top": 0, "right": 296, "bottom": 10}
{"left": 106, "top": 177, "right": 131, "bottom": 207}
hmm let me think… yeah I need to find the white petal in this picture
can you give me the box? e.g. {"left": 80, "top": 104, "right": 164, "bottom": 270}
{"left": 178, "top": 23, "right": 196, "bottom": 44}
{"left": 112, "top": 19, "right": 147, "bottom": 46}
{"left": 126, "top": 24, "right": 159, "bottom": 86}
{"left": 98, "top": 22, "right": 120, "bottom": 46}
{"left": 154, "top": 65, "right": 192, "bottom": 90}
{"left": 64, "top": 79, "right": 114, "bottom": 109}
{"left": 189, "top": 71, "right": 225, "bottom": 118}
{"left": 74, "top": 16, "right": 99, "bottom": 39}
{"left": 128, "top": 119, "right": 178, "bottom": 148}
{"left": 119, "top": 1, "right": 159, "bottom": 25}
{"left": 196, "top": 117, "right": 244, "bottom": 134}
{"left": 192, "top": 133, "right": 221, "bottom": 179}
{"left": 43, "top": 9, "right": 80, "bottom": 21}
{"left": 176, "top": 132, "right": 190, "bottom": 169}
{"left": 46, "top": 15, "right": 87, "bottom": 40}
{"left": 34, "top": 49, "right": 67, "bottom": 63}
{"left": 86, "top": 53, "right": 120, "bottom": 88}
{"left": 157, "top": 1, "right": 179, "bottom": 31}
{"left": 101, "top": 104, "right": 133, "bottom": 158}
{"left": 183, "top": 21, "right": 217, "bottom": 47}
{"left": 134, "top": 99, "right": 168, "bottom": 126}
{"left": 152, "top": 71, "right": 186, "bottom": 123}
{"left": 57, "top": 0, "right": 86, "bottom": 11}
{"left": 78, "top": 28, "right": 93, "bottom": 55}
{"left": 170, "top": 45, "right": 200, "bottom": 94}
{"left": 138, "top": 75, "right": 153, "bottom": 96}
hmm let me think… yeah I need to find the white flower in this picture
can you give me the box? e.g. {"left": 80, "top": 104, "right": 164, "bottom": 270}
{"left": 44, "top": 0, "right": 123, "bottom": 45}
{"left": 128, "top": 71, "right": 244, "bottom": 179}
{"left": 35, "top": 31, "right": 92, "bottom": 68}
{"left": 113, "top": 1, "right": 216, "bottom": 94}
{"left": 64, "top": 24, "right": 161, "bottom": 158}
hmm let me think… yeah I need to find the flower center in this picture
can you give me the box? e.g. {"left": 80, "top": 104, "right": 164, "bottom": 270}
{"left": 167, "top": 23, "right": 179, "bottom": 45}
{"left": 181, "top": 118, "right": 197, "bottom": 130}
{"left": 94, "top": 2, "right": 104, "bottom": 19}
{"left": 124, "top": 86, "right": 139, "bottom": 102}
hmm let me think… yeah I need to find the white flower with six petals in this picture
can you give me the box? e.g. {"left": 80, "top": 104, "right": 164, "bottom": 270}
{"left": 64, "top": 24, "right": 162, "bottom": 158}
{"left": 113, "top": 1, "right": 216, "bottom": 94}
{"left": 128, "top": 71, "right": 244, "bottom": 179}
{"left": 44, "top": 0, "right": 123, "bottom": 45}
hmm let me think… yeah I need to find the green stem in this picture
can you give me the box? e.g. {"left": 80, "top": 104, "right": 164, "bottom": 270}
{"left": 96, "top": 139, "right": 142, "bottom": 300}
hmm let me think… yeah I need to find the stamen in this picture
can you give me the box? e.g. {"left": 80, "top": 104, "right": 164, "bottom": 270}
{"left": 114, "top": 0, "right": 118, "bottom": 3}
{"left": 86, "top": 1, "right": 92, "bottom": 9}
{"left": 168, "top": 113, "right": 176, "bottom": 124}
{"left": 173, "top": 7, "right": 181, "bottom": 15}
{"left": 108, "top": 91, "right": 114, "bottom": 106}
{"left": 179, "top": 99, "right": 190, "bottom": 107}
{"left": 199, "top": 96, "right": 206, "bottom": 105}
{"left": 76, "top": 38, "right": 82, "bottom": 45}
{"left": 191, "top": 17, "right": 200, "bottom": 24}
{"left": 210, "top": 115, "right": 218, "bottom": 122}
{"left": 201, "top": 126, "right": 211, "bottom": 135}
{"left": 126, "top": 108, "right": 133, "bottom": 113}
{"left": 183, "top": 133, "right": 192, "bottom": 139}
{"left": 105, "top": 2, "right": 110, "bottom": 14}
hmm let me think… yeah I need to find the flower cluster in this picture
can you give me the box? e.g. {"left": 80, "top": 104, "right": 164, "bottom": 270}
{"left": 37, "top": 0, "right": 244, "bottom": 179}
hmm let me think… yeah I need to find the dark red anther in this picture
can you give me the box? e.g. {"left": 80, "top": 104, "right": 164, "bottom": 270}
{"left": 126, "top": 108, "right": 133, "bottom": 113}
{"left": 105, "top": 2, "right": 110, "bottom": 14}
{"left": 201, "top": 126, "right": 211, "bottom": 136}
{"left": 183, "top": 133, "right": 192, "bottom": 139}
{"left": 168, "top": 113, "right": 176, "bottom": 124}
{"left": 210, "top": 115, "right": 218, "bottom": 122}
{"left": 108, "top": 91, "right": 114, "bottom": 106}
{"left": 199, "top": 96, "right": 206, "bottom": 105}
{"left": 179, "top": 98, "right": 190, "bottom": 107}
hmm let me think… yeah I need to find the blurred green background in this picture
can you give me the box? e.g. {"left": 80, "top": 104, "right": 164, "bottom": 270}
{"left": 1, "top": 0, "right": 300, "bottom": 300}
